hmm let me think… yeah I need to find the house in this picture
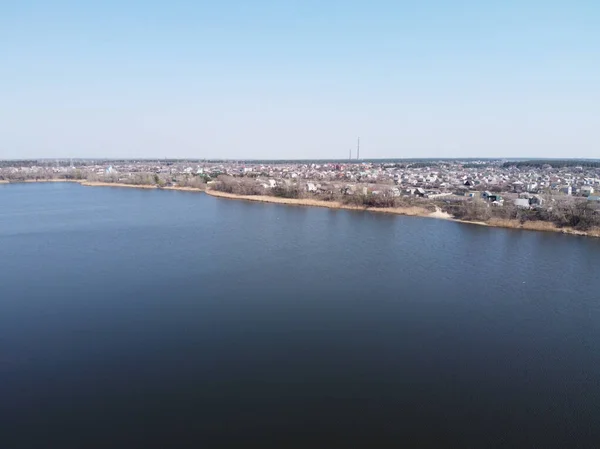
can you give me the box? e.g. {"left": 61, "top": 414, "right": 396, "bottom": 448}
{"left": 481, "top": 191, "right": 492, "bottom": 200}
{"left": 512, "top": 181, "right": 524, "bottom": 192}
{"left": 529, "top": 195, "right": 545, "bottom": 206}
{"left": 581, "top": 186, "right": 594, "bottom": 197}
{"left": 559, "top": 186, "right": 572, "bottom": 195}
{"left": 514, "top": 198, "right": 531, "bottom": 209}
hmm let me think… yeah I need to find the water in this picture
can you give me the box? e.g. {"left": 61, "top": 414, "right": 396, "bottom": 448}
{"left": 1, "top": 182, "right": 600, "bottom": 448}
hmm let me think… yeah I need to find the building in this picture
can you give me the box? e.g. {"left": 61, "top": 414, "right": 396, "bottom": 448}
{"left": 514, "top": 198, "right": 531, "bottom": 209}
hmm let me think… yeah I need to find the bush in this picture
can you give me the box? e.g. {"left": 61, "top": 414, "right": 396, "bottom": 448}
{"left": 272, "top": 185, "right": 303, "bottom": 199}
{"left": 213, "top": 175, "right": 265, "bottom": 195}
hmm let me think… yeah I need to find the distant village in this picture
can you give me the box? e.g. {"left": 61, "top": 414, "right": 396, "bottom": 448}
{"left": 2, "top": 159, "right": 600, "bottom": 211}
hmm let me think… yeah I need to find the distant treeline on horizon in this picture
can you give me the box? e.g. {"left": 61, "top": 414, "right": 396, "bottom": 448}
{"left": 2, "top": 157, "right": 600, "bottom": 168}
{"left": 503, "top": 160, "right": 600, "bottom": 169}
{"left": 1, "top": 157, "right": 503, "bottom": 167}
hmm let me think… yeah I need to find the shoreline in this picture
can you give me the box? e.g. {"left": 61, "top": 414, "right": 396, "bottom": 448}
{"left": 4, "top": 179, "right": 81, "bottom": 183}
{"left": 205, "top": 189, "right": 600, "bottom": 238}
{"left": 80, "top": 181, "right": 157, "bottom": 189}
{"left": 3, "top": 179, "right": 206, "bottom": 192}
{"left": 80, "top": 181, "right": 204, "bottom": 192}
{"left": 2, "top": 180, "right": 597, "bottom": 238}
{"left": 205, "top": 189, "right": 437, "bottom": 217}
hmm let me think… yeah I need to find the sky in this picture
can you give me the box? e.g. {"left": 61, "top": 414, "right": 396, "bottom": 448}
{"left": 1, "top": 0, "right": 598, "bottom": 160}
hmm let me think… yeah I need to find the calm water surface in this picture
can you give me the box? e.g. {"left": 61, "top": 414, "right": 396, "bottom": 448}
{"left": 1, "top": 183, "right": 600, "bottom": 448}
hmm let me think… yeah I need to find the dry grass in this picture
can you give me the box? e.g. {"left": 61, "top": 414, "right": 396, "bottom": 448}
{"left": 521, "top": 221, "right": 560, "bottom": 232}
{"left": 486, "top": 217, "right": 600, "bottom": 237}
{"left": 583, "top": 228, "right": 600, "bottom": 237}
{"left": 162, "top": 186, "right": 205, "bottom": 192}
{"left": 488, "top": 218, "right": 564, "bottom": 232}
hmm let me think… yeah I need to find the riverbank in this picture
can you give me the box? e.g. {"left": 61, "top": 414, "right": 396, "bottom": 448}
{"left": 162, "top": 186, "right": 205, "bottom": 192}
{"left": 80, "top": 181, "right": 157, "bottom": 189}
{"left": 206, "top": 189, "right": 600, "bottom": 238}
{"left": 80, "top": 181, "right": 204, "bottom": 192}
{"left": 3, "top": 180, "right": 597, "bottom": 237}
{"left": 5, "top": 179, "right": 81, "bottom": 183}
{"left": 2, "top": 179, "right": 205, "bottom": 192}
{"left": 206, "top": 189, "right": 444, "bottom": 219}
{"left": 485, "top": 218, "right": 600, "bottom": 237}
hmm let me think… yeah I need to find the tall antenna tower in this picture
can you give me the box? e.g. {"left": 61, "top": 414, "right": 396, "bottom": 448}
{"left": 349, "top": 148, "right": 352, "bottom": 160}
{"left": 357, "top": 137, "right": 360, "bottom": 160}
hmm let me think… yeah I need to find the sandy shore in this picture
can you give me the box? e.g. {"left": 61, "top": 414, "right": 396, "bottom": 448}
{"left": 0, "top": 180, "right": 8, "bottom": 184}
{"left": 80, "top": 181, "right": 157, "bottom": 189}
{"left": 205, "top": 189, "right": 600, "bottom": 238}
{"left": 206, "top": 189, "right": 440, "bottom": 218}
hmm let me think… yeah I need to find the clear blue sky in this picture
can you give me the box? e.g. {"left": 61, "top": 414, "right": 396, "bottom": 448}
{"left": 1, "top": 0, "right": 598, "bottom": 159}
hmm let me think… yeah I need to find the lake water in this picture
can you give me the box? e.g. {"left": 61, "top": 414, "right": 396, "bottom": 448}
{"left": 2, "top": 182, "right": 600, "bottom": 448}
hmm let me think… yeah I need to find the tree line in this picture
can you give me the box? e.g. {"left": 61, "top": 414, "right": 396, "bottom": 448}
{"left": 503, "top": 160, "right": 600, "bottom": 169}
